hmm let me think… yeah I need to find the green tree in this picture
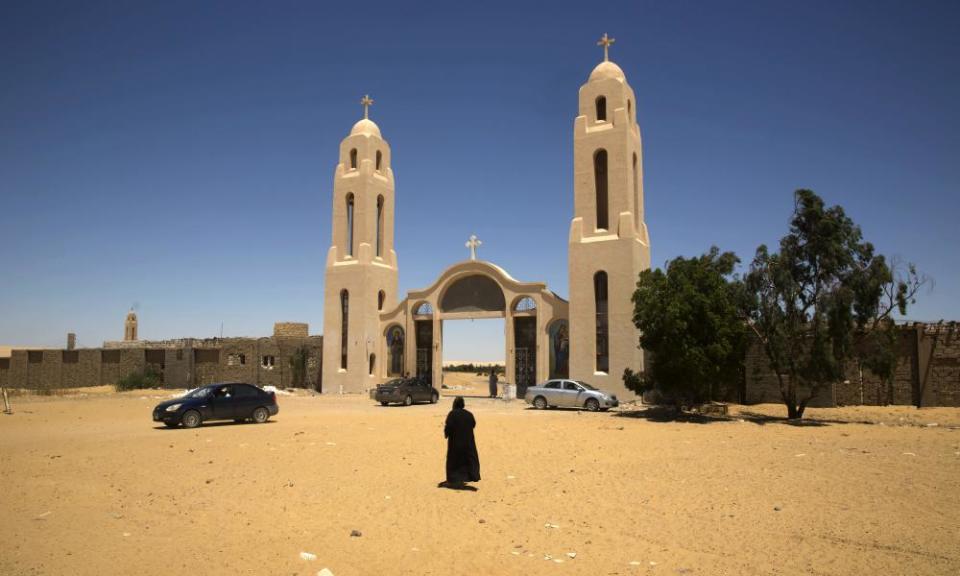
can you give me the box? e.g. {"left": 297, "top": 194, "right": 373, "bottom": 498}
{"left": 626, "top": 247, "right": 748, "bottom": 408}
{"left": 857, "top": 260, "right": 927, "bottom": 405}
{"left": 744, "top": 190, "right": 922, "bottom": 419}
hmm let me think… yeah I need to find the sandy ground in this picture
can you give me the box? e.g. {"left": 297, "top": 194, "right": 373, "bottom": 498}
{"left": 1, "top": 375, "right": 959, "bottom": 576}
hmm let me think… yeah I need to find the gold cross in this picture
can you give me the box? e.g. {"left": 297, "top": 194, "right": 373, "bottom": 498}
{"left": 360, "top": 94, "right": 374, "bottom": 119}
{"left": 597, "top": 33, "right": 615, "bottom": 62}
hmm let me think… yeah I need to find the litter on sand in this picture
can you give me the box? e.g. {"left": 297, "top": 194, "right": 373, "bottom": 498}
{"left": 300, "top": 552, "right": 317, "bottom": 561}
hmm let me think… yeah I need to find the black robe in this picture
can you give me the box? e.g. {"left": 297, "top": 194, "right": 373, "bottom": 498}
{"left": 444, "top": 408, "right": 481, "bottom": 483}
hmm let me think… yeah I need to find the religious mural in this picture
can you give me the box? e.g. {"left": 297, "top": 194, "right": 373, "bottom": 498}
{"left": 387, "top": 326, "right": 404, "bottom": 376}
{"left": 549, "top": 320, "right": 570, "bottom": 379}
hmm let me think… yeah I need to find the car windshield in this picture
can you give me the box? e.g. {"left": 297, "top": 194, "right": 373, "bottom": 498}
{"left": 576, "top": 381, "right": 598, "bottom": 391}
{"left": 385, "top": 379, "right": 404, "bottom": 386}
{"left": 186, "top": 387, "right": 212, "bottom": 399}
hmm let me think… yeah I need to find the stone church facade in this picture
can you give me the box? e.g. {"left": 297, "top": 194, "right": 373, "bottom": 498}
{"left": 322, "top": 43, "right": 649, "bottom": 399}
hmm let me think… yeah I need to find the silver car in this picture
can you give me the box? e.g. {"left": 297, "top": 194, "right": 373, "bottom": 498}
{"left": 524, "top": 379, "right": 619, "bottom": 411}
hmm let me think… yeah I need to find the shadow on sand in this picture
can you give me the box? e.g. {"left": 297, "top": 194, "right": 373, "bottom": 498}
{"left": 436, "top": 481, "right": 478, "bottom": 491}
{"left": 152, "top": 420, "right": 277, "bottom": 431}
{"left": 612, "top": 405, "right": 838, "bottom": 427}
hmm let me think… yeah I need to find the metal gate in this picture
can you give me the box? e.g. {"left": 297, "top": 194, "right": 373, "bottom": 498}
{"left": 515, "top": 347, "right": 535, "bottom": 395}
{"left": 416, "top": 348, "right": 431, "bottom": 381}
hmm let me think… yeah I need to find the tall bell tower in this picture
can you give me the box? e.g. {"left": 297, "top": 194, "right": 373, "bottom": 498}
{"left": 568, "top": 35, "right": 651, "bottom": 398}
{"left": 322, "top": 96, "right": 399, "bottom": 393}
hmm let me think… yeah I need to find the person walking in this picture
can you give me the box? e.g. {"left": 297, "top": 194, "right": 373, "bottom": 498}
{"left": 440, "top": 396, "right": 481, "bottom": 490}
{"left": 488, "top": 368, "right": 498, "bottom": 398}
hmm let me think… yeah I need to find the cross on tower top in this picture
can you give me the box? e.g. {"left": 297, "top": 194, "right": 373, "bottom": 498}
{"left": 597, "top": 33, "right": 615, "bottom": 62}
{"left": 466, "top": 234, "right": 482, "bottom": 261}
{"left": 360, "top": 94, "right": 374, "bottom": 119}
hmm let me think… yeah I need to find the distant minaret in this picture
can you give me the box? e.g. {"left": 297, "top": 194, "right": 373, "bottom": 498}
{"left": 321, "top": 95, "right": 399, "bottom": 393}
{"left": 124, "top": 309, "right": 138, "bottom": 341}
{"left": 568, "top": 34, "right": 651, "bottom": 398}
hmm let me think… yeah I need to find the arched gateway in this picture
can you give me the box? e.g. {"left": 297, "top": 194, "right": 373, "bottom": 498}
{"left": 377, "top": 260, "right": 568, "bottom": 394}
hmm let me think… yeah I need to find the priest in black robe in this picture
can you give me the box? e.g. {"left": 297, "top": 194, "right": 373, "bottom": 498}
{"left": 441, "top": 396, "right": 481, "bottom": 488}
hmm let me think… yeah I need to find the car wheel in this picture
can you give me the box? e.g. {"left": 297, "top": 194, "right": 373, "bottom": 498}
{"left": 380, "top": 401, "right": 389, "bottom": 406}
{"left": 252, "top": 407, "right": 270, "bottom": 423}
{"left": 533, "top": 396, "right": 548, "bottom": 410}
{"left": 430, "top": 392, "right": 439, "bottom": 404}
{"left": 181, "top": 410, "right": 202, "bottom": 429}
{"left": 404, "top": 395, "right": 413, "bottom": 406}
{"left": 163, "top": 422, "right": 179, "bottom": 428}
{"left": 585, "top": 398, "right": 600, "bottom": 412}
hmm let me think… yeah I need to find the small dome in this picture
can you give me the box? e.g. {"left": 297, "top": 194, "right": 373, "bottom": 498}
{"left": 589, "top": 60, "right": 626, "bottom": 83}
{"left": 350, "top": 118, "right": 382, "bottom": 138}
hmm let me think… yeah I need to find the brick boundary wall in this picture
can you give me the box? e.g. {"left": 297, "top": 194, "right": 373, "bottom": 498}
{"left": 0, "top": 335, "right": 324, "bottom": 392}
{"left": 743, "top": 322, "right": 960, "bottom": 408}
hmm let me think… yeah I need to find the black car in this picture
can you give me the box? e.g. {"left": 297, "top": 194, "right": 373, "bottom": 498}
{"left": 374, "top": 375, "right": 439, "bottom": 406}
{"left": 153, "top": 382, "right": 278, "bottom": 428}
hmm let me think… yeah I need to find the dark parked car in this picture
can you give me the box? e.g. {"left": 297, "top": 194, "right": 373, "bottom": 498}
{"left": 374, "top": 375, "right": 439, "bottom": 406}
{"left": 153, "top": 382, "right": 278, "bottom": 428}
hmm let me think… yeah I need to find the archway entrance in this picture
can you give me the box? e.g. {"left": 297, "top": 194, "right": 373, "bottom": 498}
{"left": 377, "top": 260, "right": 569, "bottom": 392}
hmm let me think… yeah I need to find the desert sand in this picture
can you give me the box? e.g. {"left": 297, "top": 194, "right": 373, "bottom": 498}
{"left": 1, "top": 373, "right": 958, "bottom": 576}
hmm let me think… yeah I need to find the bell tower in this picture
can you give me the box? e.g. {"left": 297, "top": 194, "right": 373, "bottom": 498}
{"left": 322, "top": 95, "right": 399, "bottom": 393}
{"left": 124, "top": 309, "right": 138, "bottom": 341}
{"left": 568, "top": 35, "right": 651, "bottom": 398}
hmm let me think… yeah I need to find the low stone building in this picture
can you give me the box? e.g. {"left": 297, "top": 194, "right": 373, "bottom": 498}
{"left": 0, "top": 323, "right": 322, "bottom": 392}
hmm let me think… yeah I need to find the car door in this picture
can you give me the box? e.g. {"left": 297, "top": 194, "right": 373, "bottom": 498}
{"left": 233, "top": 384, "right": 259, "bottom": 419}
{"left": 211, "top": 384, "right": 238, "bottom": 420}
{"left": 563, "top": 381, "right": 585, "bottom": 408}
{"left": 542, "top": 380, "right": 563, "bottom": 405}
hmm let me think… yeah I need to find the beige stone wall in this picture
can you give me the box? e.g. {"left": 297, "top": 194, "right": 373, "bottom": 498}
{"left": 273, "top": 323, "right": 309, "bottom": 338}
{"left": 568, "top": 60, "right": 650, "bottom": 400}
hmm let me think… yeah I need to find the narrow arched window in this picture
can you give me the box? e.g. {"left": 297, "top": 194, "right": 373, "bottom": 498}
{"left": 628, "top": 99, "right": 632, "bottom": 119}
{"left": 376, "top": 150, "right": 382, "bottom": 171}
{"left": 594, "top": 271, "right": 609, "bottom": 373}
{"left": 349, "top": 148, "right": 357, "bottom": 169}
{"left": 369, "top": 353, "right": 376, "bottom": 375}
{"left": 378, "top": 290, "right": 385, "bottom": 311}
{"left": 595, "top": 96, "right": 607, "bottom": 121}
{"left": 345, "top": 193, "right": 355, "bottom": 256}
{"left": 340, "top": 290, "right": 349, "bottom": 370}
{"left": 633, "top": 152, "right": 639, "bottom": 224}
{"left": 594, "top": 149, "right": 608, "bottom": 230}
{"left": 376, "top": 195, "right": 384, "bottom": 257}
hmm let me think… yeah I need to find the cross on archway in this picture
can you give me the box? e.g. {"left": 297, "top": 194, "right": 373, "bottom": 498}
{"left": 597, "top": 33, "right": 615, "bottom": 62}
{"left": 466, "top": 234, "right": 482, "bottom": 260}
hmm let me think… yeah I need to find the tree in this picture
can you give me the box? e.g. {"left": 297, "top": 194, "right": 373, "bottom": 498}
{"left": 857, "top": 260, "right": 927, "bottom": 405}
{"left": 744, "top": 189, "right": 922, "bottom": 419}
{"left": 626, "top": 247, "right": 748, "bottom": 407}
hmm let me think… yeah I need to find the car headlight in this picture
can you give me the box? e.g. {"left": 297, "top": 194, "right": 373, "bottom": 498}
{"left": 165, "top": 403, "right": 182, "bottom": 412}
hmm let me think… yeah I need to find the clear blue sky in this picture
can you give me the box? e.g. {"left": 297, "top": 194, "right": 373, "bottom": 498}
{"left": 2, "top": 1, "right": 958, "bottom": 361}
